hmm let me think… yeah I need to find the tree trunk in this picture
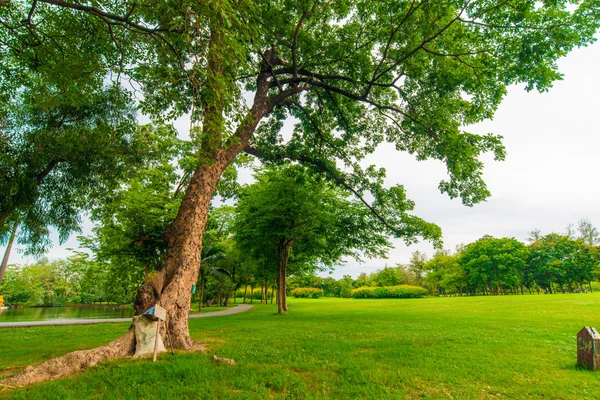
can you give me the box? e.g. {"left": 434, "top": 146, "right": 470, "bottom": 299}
{"left": 260, "top": 284, "right": 264, "bottom": 304}
{"left": 133, "top": 154, "right": 232, "bottom": 349}
{"left": 0, "top": 220, "right": 17, "bottom": 286}
{"left": 131, "top": 28, "right": 278, "bottom": 349}
{"left": 243, "top": 283, "right": 248, "bottom": 303}
{"left": 271, "top": 283, "right": 275, "bottom": 304}
{"left": 277, "top": 239, "right": 291, "bottom": 314}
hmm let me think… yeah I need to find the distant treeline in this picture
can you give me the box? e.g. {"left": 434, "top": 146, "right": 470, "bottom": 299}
{"left": 289, "top": 220, "right": 600, "bottom": 297}
{"left": 3, "top": 220, "right": 599, "bottom": 306}
{"left": 0, "top": 253, "right": 141, "bottom": 307}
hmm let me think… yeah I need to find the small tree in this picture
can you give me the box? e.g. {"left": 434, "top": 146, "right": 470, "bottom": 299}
{"left": 234, "top": 165, "right": 395, "bottom": 313}
{"left": 578, "top": 219, "right": 600, "bottom": 247}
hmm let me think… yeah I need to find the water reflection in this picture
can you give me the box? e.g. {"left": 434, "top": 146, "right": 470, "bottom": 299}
{"left": 0, "top": 304, "right": 135, "bottom": 322}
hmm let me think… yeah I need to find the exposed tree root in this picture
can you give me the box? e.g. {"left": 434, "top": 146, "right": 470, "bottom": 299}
{"left": 0, "top": 329, "right": 135, "bottom": 388}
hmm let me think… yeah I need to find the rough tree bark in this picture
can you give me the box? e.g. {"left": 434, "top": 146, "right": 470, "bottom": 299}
{"left": 132, "top": 42, "right": 281, "bottom": 349}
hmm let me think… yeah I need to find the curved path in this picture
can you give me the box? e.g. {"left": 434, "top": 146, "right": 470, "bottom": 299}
{"left": 0, "top": 304, "right": 253, "bottom": 329}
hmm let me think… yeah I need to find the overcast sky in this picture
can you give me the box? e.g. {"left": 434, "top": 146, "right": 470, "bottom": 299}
{"left": 4, "top": 39, "right": 600, "bottom": 279}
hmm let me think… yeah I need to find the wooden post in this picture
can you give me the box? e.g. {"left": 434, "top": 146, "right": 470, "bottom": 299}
{"left": 577, "top": 326, "right": 600, "bottom": 370}
{"left": 153, "top": 319, "right": 161, "bottom": 362}
{"left": 148, "top": 304, "right": 166, "bottom": 363}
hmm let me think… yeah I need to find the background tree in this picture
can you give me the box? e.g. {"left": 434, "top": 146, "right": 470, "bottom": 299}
{"left": 234, "top": 165, "right": 393, "bottom": 313}
{"left": 528, "top": 234, "right": 596, "bottom": 293}
{"left": 577, "top": 218, "right": 600, "bottom": 246}
{"left": 408, "top": 251, "right": 428, "bottom": 286}
{"left": 86, "top": 124, "right": 187, "bottom": 279}
{"left": 370, "top": 266, "right": 406, "bottom": 287}
{"left": 459, "top": 237, "right": 529, "bottom": 295}
{"left": 424, "top": 250, "right": 465, "bottom": 296}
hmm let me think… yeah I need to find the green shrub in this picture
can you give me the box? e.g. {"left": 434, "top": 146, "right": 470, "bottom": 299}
{"left": 351, "top": 285, "right": 427, "bottom": 299}
{"left": 290, "top": 287, "right": 324, "bottom": 299}
{"left": 351, "top": 286, "right": 375, "bottom": 298}
{"left": 590, "top": 282, "right": 600, "bottom": 292}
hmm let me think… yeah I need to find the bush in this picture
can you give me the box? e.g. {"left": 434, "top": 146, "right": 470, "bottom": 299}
{"left": 590, "top": 282, "right": 600, "bottom": 292}
{"left": 290, "top": 287, "right": 324, "bottom": 299}
{"left": 351, "top": 285, "right": 427, "bottom": 299}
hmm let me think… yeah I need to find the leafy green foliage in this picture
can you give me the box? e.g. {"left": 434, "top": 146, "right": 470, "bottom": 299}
{"left": 423, "top": 250, "right": 465, "bottom": 295}
{"left": 459, "top": 236, "right": 530, "bottom": 294}
{"left": 85, "top": 124, "right": 188, "bottom": 276}
{"left": 234, "top": 164, "right": 393, "bottom": 279}
{"left": 528, "top": 233, "right": 597, "bottom": 293}
{"left": 4, "top": 0, "right": 595, "bottom": 261}
{"left": 0, "top": 84, "right": 139, "bottom": 254}
{"left": 0, "top": 252, "right": 141, "bottom": 306}
{"left": 350, "top": 285, "right": 428, "bottom": 299}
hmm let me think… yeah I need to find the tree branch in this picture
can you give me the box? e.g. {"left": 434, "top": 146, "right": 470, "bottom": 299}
{"left": 38, "top": 0, "right": 184, "bottom": 34}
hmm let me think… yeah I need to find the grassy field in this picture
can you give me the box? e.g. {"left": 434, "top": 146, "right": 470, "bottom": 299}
{"left": 191, "top": 305, "right": 235, "bottom": 313}
{"left": 2, "top": 294, "right": 600, "bottom": 399}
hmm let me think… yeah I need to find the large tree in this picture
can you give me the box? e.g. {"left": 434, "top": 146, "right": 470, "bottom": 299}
{"left": 459, "top": 236, "right": 529, "bottom": 295}
{"left": 2, "top": 0, "right": 600, "bottom": 384}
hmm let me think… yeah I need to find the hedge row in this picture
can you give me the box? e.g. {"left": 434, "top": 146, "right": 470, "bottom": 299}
{"left": 351, "top": 285, "right": 428, "bottom": 299}
{"left": 290, "top": 287, "right": 324, "bottom": 298}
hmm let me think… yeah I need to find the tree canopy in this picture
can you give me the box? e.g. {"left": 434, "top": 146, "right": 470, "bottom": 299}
{"left": 0, "top": 84, "right": 139, "bottom": 254}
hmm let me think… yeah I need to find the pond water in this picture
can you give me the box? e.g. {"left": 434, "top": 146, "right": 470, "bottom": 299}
{"left": 0, "top": 304, "right": 135, "bottom": 322}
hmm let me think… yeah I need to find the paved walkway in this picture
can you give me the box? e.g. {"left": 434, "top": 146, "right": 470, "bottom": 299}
{"left": 0, "top": 304, "right": 253, "bottom": 329}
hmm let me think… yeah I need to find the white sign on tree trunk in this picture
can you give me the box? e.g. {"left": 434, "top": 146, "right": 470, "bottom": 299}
{"left": 154, "top": 304, "right": 167, "bottom": 321}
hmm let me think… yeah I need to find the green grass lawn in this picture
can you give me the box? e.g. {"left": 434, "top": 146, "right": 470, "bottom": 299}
{"left": 2, "top": 294, "right": 600, "bottom": 399}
